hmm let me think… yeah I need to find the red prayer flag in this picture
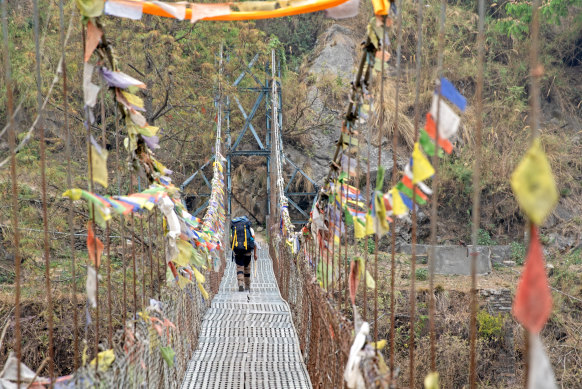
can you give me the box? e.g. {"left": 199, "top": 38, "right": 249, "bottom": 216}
{"left": 84, "top": 21, "right": 103, "bottom": 62}
{"left": 512, "top": 225, "right": 553, "bottom": 334}
{"left": 87, "top": 222, "right": 104, "bottom": 267}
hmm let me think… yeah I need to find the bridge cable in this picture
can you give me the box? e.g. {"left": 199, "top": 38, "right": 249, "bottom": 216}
{"left": 1, "top": 0, "right": 22, "bottom": 384}
{"left": 390, "top": 0, "right": 404, "bottom": 377}
{"left": 469, "top": 0, "right": 486, "bottom": 386}
{"left": 33, "top": 0, "right": 56, "bottom": 383}
{"left": 409, "top": 0, "right": 425, "bottom": 385}
{"left": 428, "top": 0, "right": 447, "bottom": 374}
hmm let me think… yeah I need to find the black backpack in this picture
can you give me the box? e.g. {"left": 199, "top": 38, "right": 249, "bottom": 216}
{"left": 231, "top": 216, "right": 255, "bottom": 253}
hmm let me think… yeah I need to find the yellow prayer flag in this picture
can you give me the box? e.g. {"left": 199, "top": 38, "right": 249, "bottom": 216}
{"left": 174, "top": 240, "right": 193, "bottom": 267}
{"left": 424, "top": 372, "right": 440, "bottom": 389}
{"left": 137, "top": 125, "right": 159, "bottom": 137}
{"left": 177, "top": 274, "right": 191, "bottom": 289}
{"left": 374, "top": 192, "right": 390, "bottom": 236}
{"left": 365, "top": 213, "right": 375, "bottom": 236}
{"left": 122, "top": 91, "right": 144, "bottom": 109}
{"left": 192, "top": 267, "right": 206, "bottom": 284}
{"left": 390, "top": 188, "right": 408, "bottom": 216}
{"left": 510, "top": 138, "right": 558, "bottom": 225}
{"left": 89, "top": 349, "right": 115, "bottom": 372}
{"left": 354, "top": 217, "right": 366, "bottom": 239}
{"left": 412, "top": 142, "right": 435, "bottom": 184}
{"left": 198, "top": 282, "right": 209, "bottom": 299}
{"left": 90, "top": 142, "right": 108, "bottom": 188}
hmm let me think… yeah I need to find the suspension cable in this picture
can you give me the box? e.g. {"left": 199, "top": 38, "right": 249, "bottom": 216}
{"left": 33, "top": 0, "right": 55, "bottom": 383}
{"left": 1, "top": 0, "right": 22, "bottom": 384}
{"left": 390, "top": 0, "right": 404, "bottom": 377}
{"left": 410, "top": 0, "right": 425, "bottom": 385}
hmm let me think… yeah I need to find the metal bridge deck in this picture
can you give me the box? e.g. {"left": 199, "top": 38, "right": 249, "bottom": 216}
{"left": 181, "top": 247, "right": 312, "bottom": 389}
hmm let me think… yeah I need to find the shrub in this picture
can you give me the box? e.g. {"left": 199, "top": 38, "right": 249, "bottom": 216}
{"left": 415, "top": 268, "right": 428, "bottom": 281}
{"left": 477, "top": 310, "right": 504, "bottom": 341}
{"left": 510, "top": 241, "right": 526, "bottom": 265}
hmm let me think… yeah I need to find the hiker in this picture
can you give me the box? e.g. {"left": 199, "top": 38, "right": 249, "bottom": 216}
{"left": 230, "top": 216, "right": 257, "bottom": 291}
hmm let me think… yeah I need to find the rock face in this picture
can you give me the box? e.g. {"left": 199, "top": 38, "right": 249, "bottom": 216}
{"left": 284, "top": 24, "right": 397, "bottom": 185}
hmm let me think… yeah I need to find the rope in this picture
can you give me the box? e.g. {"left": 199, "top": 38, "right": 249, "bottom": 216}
{"left": 390, "top": 0, "right": 404, "bottom": 376}
{"left": 33, "top": 0, "right": 55, "bottom": 383}
{"left": 1, "top": 0, "right": 22, "bottom": 384}
{"left": 409, "top": 0, "right": 425, "bottom": 385}
{"left": 469, "top": 0, "right": 486, "bottom": 386}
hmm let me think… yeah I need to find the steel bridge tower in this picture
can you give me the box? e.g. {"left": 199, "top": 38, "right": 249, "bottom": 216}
{"left": 181, "top": 50, "right": 317, "bottom": 229}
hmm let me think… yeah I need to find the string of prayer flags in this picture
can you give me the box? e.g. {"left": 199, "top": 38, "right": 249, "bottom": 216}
{"left": 90, "top": 135, "right": 109, "bottom": 188}
{"left": 395, "top": 176, "right": 428, "bottom": 205}
{"left": 512, "top": 225, "right": 553, "bottom": 334}
{"left": 510, "top": 138, "right": 558, "bottom": 226}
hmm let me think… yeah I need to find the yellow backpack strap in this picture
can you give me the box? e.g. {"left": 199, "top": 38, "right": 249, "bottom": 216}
{"left": 244, "top": 228, "right": 248, "bottom": 250}
{"left": 232, "top": 227, "right": 237, "bottom": 250}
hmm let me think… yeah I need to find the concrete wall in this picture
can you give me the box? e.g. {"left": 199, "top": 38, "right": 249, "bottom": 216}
{"left": 400, "top": 244, "right": 492, "bottom": 275}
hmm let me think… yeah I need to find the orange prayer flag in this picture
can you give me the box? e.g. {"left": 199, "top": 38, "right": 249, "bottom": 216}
{"left": 84, "top": 20, "right": 103, "bottom": 62}
{"left": 512, "top": 225, "right": 553, "bottom": 334}
{"left": 87, "top": 221, "right": 104, "bottom": 267}
{"left": 425, "top": 113, "right": 453, "bottom": 154}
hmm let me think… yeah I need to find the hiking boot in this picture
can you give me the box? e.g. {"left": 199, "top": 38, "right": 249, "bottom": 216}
{"left": 239, "top": 285, "right": 244, "bottom": 292}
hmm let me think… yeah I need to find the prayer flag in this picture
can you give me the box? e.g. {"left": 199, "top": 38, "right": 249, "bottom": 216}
{"left": 325, "top": 0, "right": 359, "bottom": 19}
{"left": 412, "top": 142, "right": 434, "bottom": 184}
{"left": 510, "top": 138, "right": 558, "bottom": 226}
{"left": 87, "top": 222, "right": 104, "bottom": 267}
{"left": 77, "top": 0, "right": 105, "bottom": 18}
{"left": 84, "top": 20, "right": 103, "bottom": 61}
{"left": 512, "top": 225, "right": 553, "bottom": 334}
{"left": 104, "top": 0, "right": 143, "bottom": 19}
{"left": 429, "top": 94, "right": 461, "bottom": 140}
{"left": 425, "top": 113, "right": 453, "bottom": 154}
{"left": 354, "top": 216, "right": 366, "bottom": 239}
{"left": 419, "top": 129, "right": 444, "bottom": 158}
{"left": 390, "top": 187, "right": 408, "bottom": 216}
{"left": 528, "top": 334, "right": 557, "bottom": 389}
{"left": 151, "top": 1, "right": 186, "bottom": 20}
{"left": 365, "top": 212, "right": 375, "bottom": 235}
{"left": 90, "top": 136, "right": 108, "bottom": 188}
{"left": 371, "top": 0, "right": 389, "bottom": 15}
{"left": 83, "top": 63, "right": 100, "bottom": 108}
{"left": 191, "top": 3, "right": 231, "bottom": 23}
{"left": 438, "top": 77, "right": 467, "bottom": 112}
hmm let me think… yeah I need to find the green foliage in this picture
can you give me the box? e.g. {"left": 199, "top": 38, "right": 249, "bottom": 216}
{"left": 477, "top": 229, "right": 497, "bottom": 246}
{"left": 510, "top": 241, "right": 527, "bottom": 265}
{"left": 415, "top": 268, "right": 428, "bottom": 281}
{"left": 477, "top": 310, "right": 504, "bottom": 340}
{"left": 494, "top": 0, "right": 582, "bottom": 40}
{"left": 564, "top": 249, "right": 582, "bottom": 266}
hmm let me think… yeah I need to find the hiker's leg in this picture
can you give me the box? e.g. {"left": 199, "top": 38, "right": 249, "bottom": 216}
{"left": 236, "top": 264, "right": 244, "bottom": 287}
{"left": 244, "top": 263, "right": 251, "bottom": 289}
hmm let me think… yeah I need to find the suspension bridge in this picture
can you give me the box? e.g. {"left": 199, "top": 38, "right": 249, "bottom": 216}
{"left": 0, "top": 0, "right": 564, "bottom": 388}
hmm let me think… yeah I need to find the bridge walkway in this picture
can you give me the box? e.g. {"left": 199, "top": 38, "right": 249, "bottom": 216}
{"left": 180, "top": 246, "right": 312, "bottom": 389}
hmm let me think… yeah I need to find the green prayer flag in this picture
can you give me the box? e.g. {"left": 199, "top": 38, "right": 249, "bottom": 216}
{"left": 344, "top": 206, "right": 354, "bottom": 226}
{"left": 375, "top": 166, "right": 385, "bottom": 191}
{"left": 160, "top": 346, "right": 175, "bottom": 368}
{"left": 419, "top": 129, "right": 444, "bottom": 158}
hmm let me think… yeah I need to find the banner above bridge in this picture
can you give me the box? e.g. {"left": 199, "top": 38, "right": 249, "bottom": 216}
{"left": 100, "top": 0, "right": 352, "bottom": 22}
